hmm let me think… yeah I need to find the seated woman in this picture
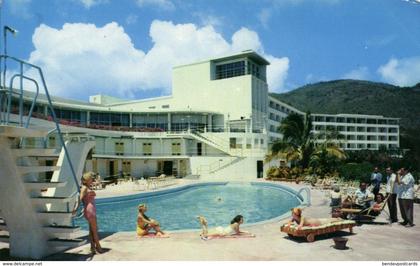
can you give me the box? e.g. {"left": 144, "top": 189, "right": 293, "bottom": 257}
{"left": 137, "top": 204, "right": 168, "bottom": 237}
{"left": 287, "top": 208, "right": 343, "bottom": 230}
{"left": 369, "top": 193, "right": 385, "bottom": 216}
{"left": 197, "top": 215, "right": 255, "bottom": 240}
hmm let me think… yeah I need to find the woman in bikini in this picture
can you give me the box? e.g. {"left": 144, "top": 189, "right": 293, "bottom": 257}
{"left": 73, "top": 172, "right": 103, "bottom": 254}
{"left": 287, "top": 208, "right": 342, "bottom": 230}
{"left": 197, "top": 215, "right": 255, "bottom": 240}
{"left": 137, "top": 203, "right": 167, "bottom": 237}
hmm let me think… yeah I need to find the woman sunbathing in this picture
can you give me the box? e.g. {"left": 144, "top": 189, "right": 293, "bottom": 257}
{"left": 197, "top": 215, "right": 255, "bottom": 240}
{"left": 287, "top": 208, "right": 343, "bottom": 230}
{"left": 137, "top": 203, "right": 168, "bottom": 237}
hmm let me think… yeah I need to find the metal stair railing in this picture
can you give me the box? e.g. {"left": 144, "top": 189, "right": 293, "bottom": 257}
{"left": 0, "top": 55, "right": 80, "bottom": 197}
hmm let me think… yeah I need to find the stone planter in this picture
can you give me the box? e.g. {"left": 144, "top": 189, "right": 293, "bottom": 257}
{"left": 333, "top": 237, "right": 348, "bottom": 250}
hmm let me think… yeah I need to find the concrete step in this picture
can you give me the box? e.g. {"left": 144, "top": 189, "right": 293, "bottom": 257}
{"left": 24, "top": 181, "right": 67, "bottom": 190}
{"left": 37, "top": 211, "right": 73, "bottom": 220}
{"left": 44, "top": 225, "right": 82, "bottom": 238}
{"left": 12, "top": 148, "right": 59, "bottom": 157}
{"left": 31, "top": 196, "right": 72, "bottom": 204}
{"left": 0, "top": 235, "right": 9, "bottom": 243}
{"left": 18, "top": 165, "right": 60, "bottom": 175}
{"left": 0, "top": 219, "right": 7, "bottom": 230}
{"left": 0, "top": 125, "right": 48, "bottom": 138}
{"left": 48, "top": 238, "right": 87, "bottom": 248}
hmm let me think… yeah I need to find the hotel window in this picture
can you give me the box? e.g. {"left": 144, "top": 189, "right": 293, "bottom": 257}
{"left": 143, "top": 143, "right": 152, "bottom": 156}
{"left": 215, "top": 60, "right": 245, "bottom": 80}
{"left": 122, "top": 161, "right": 131, "bottom": 176}
{"left": 347, "top": 118, "right": 356, "bottom": 123}
{"left": 172, "top": 143, "right": 181, "bottom": 156}
{"left": 356, "top": 118, "right": 366, "bottom": 124}
{"left": 115, "top": 142, "right": 124, "bottom": 156}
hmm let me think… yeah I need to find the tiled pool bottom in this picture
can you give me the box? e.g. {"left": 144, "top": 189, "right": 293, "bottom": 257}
{"left": 75, "top": 182, "right": 301, "bottom": 232}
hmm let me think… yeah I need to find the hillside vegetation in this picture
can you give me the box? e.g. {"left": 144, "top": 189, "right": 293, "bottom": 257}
{"left": 270, "top": 79, "right": 420, "bottom": 131}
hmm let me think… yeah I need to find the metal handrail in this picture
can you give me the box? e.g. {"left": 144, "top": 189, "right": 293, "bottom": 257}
{"left": 297, "top": 187, "right": 311, "bottom": 206}
{"left": 0, "top": 55, "right": 80, "bottom": 195}
{"left": 8, "top": 74, "right": 39, "bottom": 128}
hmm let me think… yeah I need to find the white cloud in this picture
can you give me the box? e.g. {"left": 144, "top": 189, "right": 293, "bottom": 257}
{"left": 258, "top": 8, "right": 272, "bottom": 29}
{"left": 125, "top": 14, "right": 138, "bottom": 25}
{"left": 342, "top": 66, "right": 370, "bottom": 80}
{"left": 192, "top": 12, "right": 223, "bottom": 28}
{"left": 78, "top": 0, "right": 107, "bottom": 9}
{"left": 378, "top": 57, "right": 420, "bottom": 86}
{"left": 26, "top": 20, "right": 289, "bottom": 99}
{"left": 8, "top": 0, "right": 32, "bottom": 19}
{"left": 136, "top": 0, "right": 175, "bottom": 11}
{"left": 231, "top": 28, "right": 263, "bottom": 53}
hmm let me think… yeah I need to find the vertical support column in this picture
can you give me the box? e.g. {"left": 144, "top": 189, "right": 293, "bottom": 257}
{"left": 86, "top": 111, "right": 90, "bottom": 126}
{"left": 129, "top": 113, "right": 133, "bottom": 128}
{"left": 177, "top": 159, "right": 181, "bottom": 178}
{"left": 208, "top": 114, "right": 212, "bottom": 132}
{"left": 167, "top": 113, "right": 171, "bottom": 131}
{"left": 44, "top": 105, "right": 48, "bottom": 117}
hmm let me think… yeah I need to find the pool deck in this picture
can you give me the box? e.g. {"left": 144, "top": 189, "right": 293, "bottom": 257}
{"left": 1, "top": 179, "right": 420, "bottom": 261}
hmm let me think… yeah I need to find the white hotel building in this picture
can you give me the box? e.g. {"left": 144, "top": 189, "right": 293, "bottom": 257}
{"left": 7, "top": 50, "right": 400, "bottom": 180}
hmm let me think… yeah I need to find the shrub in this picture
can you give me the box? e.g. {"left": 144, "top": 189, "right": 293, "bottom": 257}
{"left": 338, "top": 162, "right": 374, "bottom": 183}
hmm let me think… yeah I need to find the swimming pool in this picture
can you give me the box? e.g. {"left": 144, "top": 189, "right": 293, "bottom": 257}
{"left": 75, "top": 182, "right": 302, "bottom": 232}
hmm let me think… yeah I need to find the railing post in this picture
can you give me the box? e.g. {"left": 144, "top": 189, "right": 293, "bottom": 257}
{"left": 19, "top": 62, "right": 23, "bottom": 126}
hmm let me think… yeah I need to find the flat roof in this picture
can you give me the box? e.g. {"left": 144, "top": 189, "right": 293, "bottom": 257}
{"left": 173, "top": 50, "right": 270, "bottom": 69}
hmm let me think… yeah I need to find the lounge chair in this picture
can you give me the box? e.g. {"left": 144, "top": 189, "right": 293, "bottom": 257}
{"left": 340, "top": 194, "right": 390, "bottom": 222}
{"left": 280, "top": 220, "right": 356, "bottom": 242}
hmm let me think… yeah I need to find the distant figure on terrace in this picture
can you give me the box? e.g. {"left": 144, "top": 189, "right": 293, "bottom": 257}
{"left": 385, "top": 167, "right": 399, "bottom": 223}
{"left": 286, "top": 208, "right": 342, "bottom": 230}
{"left": 73, "top": 172, "right": 103, "bottom": 254}
{"left": 371, "top": 166, "right": 383, "bottom": 197}
{"left": 137, "top": 203, "right": 168, "bottom": 237}
{"left": 196, "top": 215, "right": 255, "bottom": 240}
{"left": 396, "top": 167, "right": 415, "bottom": 227}
{"left": 330, "top": 186, "right": 342, "bottom": 208}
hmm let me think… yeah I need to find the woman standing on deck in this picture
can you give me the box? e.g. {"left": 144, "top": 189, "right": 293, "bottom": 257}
{"left": 73, "top": 172, "right": 103, "bottom": 254}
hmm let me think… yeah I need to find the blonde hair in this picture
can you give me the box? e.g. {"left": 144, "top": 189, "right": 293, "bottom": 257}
{"left": 291, "top": 207, "right": 302, "bottom": 217}
{"left": 81, "top": 171, "right": 96, "bottom": 185}
{"left": 138, "top": 203, "right": 146, "bottom": 211}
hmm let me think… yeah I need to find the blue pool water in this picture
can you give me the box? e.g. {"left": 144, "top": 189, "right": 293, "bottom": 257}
{"left": 75, "top": 182, "right": 301, "bottom": 232}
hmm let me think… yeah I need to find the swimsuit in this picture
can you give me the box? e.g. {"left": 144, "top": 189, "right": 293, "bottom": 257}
{"left": 82, "top": 190, "right": 97, "bottom": 221}
{"left": 215, "top": 225, "right": 235, "bottom": 236}
{"left": 137, "top": 224, "right": 148, "bottom": 236}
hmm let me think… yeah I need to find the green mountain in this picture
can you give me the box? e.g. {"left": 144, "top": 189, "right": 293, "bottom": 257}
{"left": 270, "top": 79, "right": 420, "bottom": 131}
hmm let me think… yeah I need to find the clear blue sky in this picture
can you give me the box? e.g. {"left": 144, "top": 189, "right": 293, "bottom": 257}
{"left": 1, "top": 0, "right": 420, "bottom": 100}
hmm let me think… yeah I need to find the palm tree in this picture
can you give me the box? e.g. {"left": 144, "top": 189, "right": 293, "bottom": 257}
{"left": 267, "top": 112, "right": 314, "bottom": 168}
{"left": 267, "top": 112, "right": 346, "bottom": 172}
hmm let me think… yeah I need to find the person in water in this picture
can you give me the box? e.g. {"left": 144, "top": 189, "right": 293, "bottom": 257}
{"left": 286, "top": 208, "right": 342, "bottom": 230}
{"left": 197, "top": 215, "right": 255, "bottom": 240}
{"left": 72, "top": 172, "right": 103, "bottom": 254}
{"left": 137, "top": 203, "right": 168, "bottom": 237}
